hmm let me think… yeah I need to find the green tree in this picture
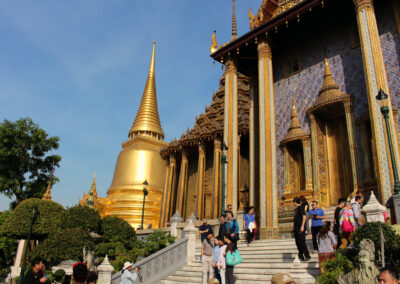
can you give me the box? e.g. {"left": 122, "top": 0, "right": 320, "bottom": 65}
{"left": 0, "top": 117, "right": 61, "bottom": 205}
{"left": 60, "top": 206, "right": 101, "bottom": 232}
{"left": 31, "top": 228, "right": 95, "bottom": 265}
{"left": 0, "top": 211, "right": 17, "bottom": 270}
{"left": 101, "top": 216, "right": 136, "bottom": 248}
{"left": 0, "top": 198, "right": 64, "bottom": 239}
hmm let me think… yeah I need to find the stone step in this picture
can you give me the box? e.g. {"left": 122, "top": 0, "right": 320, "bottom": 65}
{"left": 180, "top": 262, "right": 319, "bottom": 270}
{"left": 176, "top": 267, "right": 319, "bottom": 276}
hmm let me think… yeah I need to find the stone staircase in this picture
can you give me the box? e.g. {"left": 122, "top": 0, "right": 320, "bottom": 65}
{"left": 159, "top": 239, "right": 319, "bottom": 284}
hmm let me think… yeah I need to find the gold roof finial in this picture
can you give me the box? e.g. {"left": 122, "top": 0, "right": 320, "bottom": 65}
{"left": 281, "top": 96, "right": 307, "bottom": 144}
{"left": 231, "top": 0, "right": 238, "bottom": 40}
{"left": 319, "top": 58, "right": 339, "bottom": 96}
{"left": 210, "top": 30, "right": 218, "bottom": 54}
{"left": 289, "top": 96, "right": 301, "bottom": 130}
{"left": 129, "top": 41, "right": 164, "bottom": 140}
{"left": 42, "top": 165, "right": 54, "bottom": 201}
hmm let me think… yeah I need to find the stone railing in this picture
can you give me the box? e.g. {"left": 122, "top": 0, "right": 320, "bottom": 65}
{"left": 111, "top": 237, "right": 188, "bottom": 284}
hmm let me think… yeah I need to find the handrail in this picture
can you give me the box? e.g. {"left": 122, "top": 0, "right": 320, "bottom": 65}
{"left": 111, "top": 237, "right": 188, "bottom": 284}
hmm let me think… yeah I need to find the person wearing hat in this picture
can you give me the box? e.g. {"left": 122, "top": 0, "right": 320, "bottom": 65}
{"left": 199, "top": 219, "right": 213, "bottom": 243}
{"left": 271, "top": 273, "right": 296, "bottom": 284}
{"left": 120, "top": 261, "right": 140, "bottom": 284}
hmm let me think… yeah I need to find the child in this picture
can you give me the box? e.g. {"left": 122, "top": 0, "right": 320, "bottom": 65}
{"left": 217, "top": 237, "right": 227, "bottom": 284}
{"left": 211, "top": 237, "right": 221, "bottom": 283}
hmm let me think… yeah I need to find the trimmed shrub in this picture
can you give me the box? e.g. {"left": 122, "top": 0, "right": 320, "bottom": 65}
{"left": 60, "top": 206, "right": 100, "bottom": 232}
{"left": 100, "top": 217, "right": 136, "bottom": 248}
{"left": 318, "top": 252, "right": 354, "bottom": 284}
{"left": 0, "top": 211, "right": 17, "bottom": 270}
{"left": 0, "top": 198, "right": 64, "bottom": 239}
{"left": 352, "top": 222, "right": 400, "bottom": 266}
{"left": 31, "top": 228, "right": 94, "bottom": 265}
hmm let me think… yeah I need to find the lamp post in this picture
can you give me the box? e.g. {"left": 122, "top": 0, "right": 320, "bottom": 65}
{"left": 221, "top": 142, "right": 228, "bottom": 215}
{"left": 141, "top": 180, "right": 149, "bottom": 230}
{"left": 19, "top": 205, "right": 38, "bottom": 284}
{"left": 376, "top": 89, "right": 400, "bottom": 195}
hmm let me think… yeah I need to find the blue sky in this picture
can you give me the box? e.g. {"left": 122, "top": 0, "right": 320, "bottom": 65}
{"left": 0, "top": 0, "right": 260, "bottom": 210}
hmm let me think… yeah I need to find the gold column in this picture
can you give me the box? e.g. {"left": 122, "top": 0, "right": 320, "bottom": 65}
{"left": 301, "top": 137, "right": 313, "bottom": 192}
{"left": 354, "top": 0, "right": 400, "bottom": 202}
{"left": 159, "top": 158, "right": 171, "bottom": 227}
{"left": 249, "top": 74, "right": 257, "bottom": 206}
{"left": 309, "top": 113, "right": 320, "bottom": 201}
{"left": 283, "top": 145, "right": 289, "bottom": 195}
{"left": 196, "top": 143, "right": 206, "bottom": 219}
{"left": 257, "top": 38, "right": 278, "bottom": 238}
{"left": 224, "top": 59, "right": 239, "bottom": 213}
{"left": 212, "top": 139, "right": 222, "bottom": 218}
{"left": 176, "top": 150, "right": 188, "bottom": 217}
{"left": 164, "top": 153, "right": 176, "bottom": 225}
{"left": 344, "top": 101, "right": 362, "bottom": 193}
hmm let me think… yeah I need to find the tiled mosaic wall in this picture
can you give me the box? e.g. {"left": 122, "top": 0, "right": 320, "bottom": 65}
{"left": 273, "top": 1, "right": 400, "bottom": 198}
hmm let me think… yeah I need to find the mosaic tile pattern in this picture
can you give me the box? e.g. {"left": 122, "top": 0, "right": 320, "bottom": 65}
{"left": 272, "top": 3, "right": 400, "bottom": 198}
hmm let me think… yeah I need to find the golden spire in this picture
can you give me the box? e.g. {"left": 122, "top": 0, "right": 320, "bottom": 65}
{"left": 319, "top": 58, "right": 340, "bottom": 96}
{"left": 231, "top": 0, "right": 238, "bottom": 40}
{"left": 42, "top": 166, "right": 54, "bottom": 201}
{"left": 289, "top": 96, "right": 301, "bottom": 130}
{"left": 281, "top": 96, "right": 307, "bottom": 144}
{"left": 87, "top": 173, "right": 97, "bottom": 208}
{"left": 129, "top": 42, "right": 164, "bottom": 140}
{"left": 210, "top": 30, "right": 218, "bottom": 54}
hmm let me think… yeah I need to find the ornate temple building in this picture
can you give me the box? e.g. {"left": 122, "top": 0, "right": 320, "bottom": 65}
{"left": 81, "top": 0, "right": 400, "bottom": 238}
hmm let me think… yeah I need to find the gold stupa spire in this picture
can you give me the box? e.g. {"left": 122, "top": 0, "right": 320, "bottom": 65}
{"left": 231, "top": 0, "right": 238, "bottom": 40}
{"left": 281, "top": 96, "right": 307, "bottom": 144}
{"left": 129, "top": 42, "right": 164, "bottom": 140}
{"left": 42, "top": 166, "right": 54, "bottom": 201}
{"left": 86, "top": 173, "right": 97, "bottom": 208}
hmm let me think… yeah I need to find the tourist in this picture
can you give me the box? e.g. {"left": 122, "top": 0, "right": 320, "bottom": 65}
{"left": 339, "top": 201, "right": 356, "bottom": 249}
{"left": 225, "top": 211, "right": 239, "bottom": 249}
{"left": 317, "top": 221, "right": 337, "bottom": 273}
{"left": 379, "top": 267, "right": 399, "bottom": 284}
{"left": 218, "top": 214, "right": 227, "bottom": 237}
{"left": 223, "top": 235, "right": 235, "bottom": 284}
{"left": 299, "top": 195, "right": 310, "bottom": 234}
{"left": 86, "top": 271, "right": 98, "bottom": 284}
{"left": 217, "top": 236, "right": 227, "bottom": 284}
{"left": 309, "top": 200, "right": 325, "bottom": 250}
{"left": 212, "top": 237, "right": 221, "bottom": 283}
{"left": 72, "top": 263, "right": 88, "bottom": 284}
{"left": 271, "top": 272, "right": 296, "bottom": 284}
{"left": 350, "top": 190, "right": 363, "bottom": 204}
{"left": 333, "top": 198, "right": 346, "bottom": 249}
{"left": 225, "top": 204, "right": 233, "bottom": 216}
{"left": 243, "top": 206, "right": 256, "bottom": 245}
{"left": 120, "top": 262, "right": 140, "bottom": 284}
{"left": 199, "top": 219, "right": 214, "bottom": 243}
{"left": 202, "top": 232, "right": 215, "bottom": 284}
{"left": 351, "top": 195, "right": 363, "bottom": 228}
{"left": 22, "top": 257, "right": 47, "bottom": 284}
{"left": 293, "top": 197, "right": 311, "bottom": 261}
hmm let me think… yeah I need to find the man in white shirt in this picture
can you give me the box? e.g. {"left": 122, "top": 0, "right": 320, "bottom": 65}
{"left": 351, "top": 196, "right": 363, "bottom": 228}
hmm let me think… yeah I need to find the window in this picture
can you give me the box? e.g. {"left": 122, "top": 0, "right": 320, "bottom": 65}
{"left": 283, "top": 55, "right": 301, "bottom": 77}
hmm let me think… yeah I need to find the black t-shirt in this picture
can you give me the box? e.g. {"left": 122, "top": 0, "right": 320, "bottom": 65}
{"left": 301, "top": 201, "right": 310, "bottom": 212}
{"left": 22, "top": 269, "right": 44, "bottom": 284}
{"left": 334, "top": 207, "right": 342, "bottom": 225}
{"left": 199, "top": 224, "right": 213, "bottom": 241}
{"left": 294, "top": 205, "right": 306, "bottom": 232}
{"left": 218, "top": 221, "right": 227, "bottom": 237}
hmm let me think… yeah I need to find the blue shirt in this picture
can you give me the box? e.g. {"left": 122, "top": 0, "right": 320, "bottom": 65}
{"left": 244, "top": 214, "right": 255, "bottom": 229}
{"left": 225, "top": 219, "right": 239, "bottom": 235}
{"left": 212, "top": 245, "right": 221, "bottom": 264}
{"left": 309, "top": 208, "right": 325, "bottom": 227}
{"left": 120, "top": 269, "right": 138, "bottom": 284}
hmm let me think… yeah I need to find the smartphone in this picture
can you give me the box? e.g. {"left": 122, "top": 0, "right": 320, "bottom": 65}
{"left": 45, "top": 275, "right": 50, "bottom": 279}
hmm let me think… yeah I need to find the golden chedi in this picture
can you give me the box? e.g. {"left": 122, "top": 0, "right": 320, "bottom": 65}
{"left": 100, "top": 42, "right": 168, "bottom": 229}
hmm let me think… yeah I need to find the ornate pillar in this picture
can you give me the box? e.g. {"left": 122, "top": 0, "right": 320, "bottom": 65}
{"left": 224, "top": 59, "right": 239, "bottom": 214}
{"left": 309, "top": 113, "right": 320, "bottom": 201}
{"left": 249, "top": 74, "right": 257, "bottom": 206}
{"left": 176, "top": 150, "right": 188, "bottom": 217}
{"left": 165, "top": 154, "right": 177, "bottom": 225}
{"left": 257, "top": 38, "right": 278, "bottom": 238}
{"left": 359, "top": 123, "right": 373, "bottom": 181}
{"left": 195, "top": 143, "right": 206, "bottom": 219}
{"left": 301, "top": 137, "right": 313, "bottom": 192}
{"left": 354, "top": 0, "right": 400, "bottom": 202}
{"left": 283, "top": 145, "right": 289, "bottom": 196}
{"left": 344, "top": 101, "right": 362, "bottom": 193}
{"left": 160, "top": 157, "right": 171, "bottom": 227}
{"left": 212, "top": 139, "right": 222, "bottom": 218}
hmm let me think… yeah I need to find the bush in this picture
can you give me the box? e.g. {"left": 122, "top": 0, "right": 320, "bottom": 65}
{"left": 143, "top": 230, "right": 175, "bottom": 256}
{"left": 0, "top": 198, "right": 64, "bottom": 239}
{"left": 101, "top": 217, "right": 136, "bottom": 248}
{"left": 318, "top": 252, "right": 354, "bottom": 284}
{"left": 352, "top": 222, "right": 400, "bottom": 267}
{"left": 0, "top": 211, "right": 17, "bottom": 269}
{"left": 60, "top": 206, "right": 100, "bottom": 232}
{"left": 31, "top": 228, "right": 95, "bottom": 265}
